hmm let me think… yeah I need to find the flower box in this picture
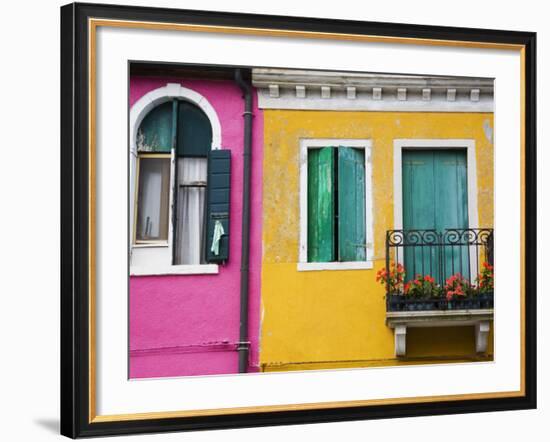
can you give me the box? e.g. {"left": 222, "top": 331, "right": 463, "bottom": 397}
{"left": 387, "top": 292, "right": 494, "bottom": 312}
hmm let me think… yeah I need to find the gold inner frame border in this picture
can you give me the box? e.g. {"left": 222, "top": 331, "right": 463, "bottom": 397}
{"left": 87, "top": 17, "right": 527, "bottom": 423}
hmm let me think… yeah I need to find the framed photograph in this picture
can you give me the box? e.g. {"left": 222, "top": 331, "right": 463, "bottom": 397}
{"left": 60, "top": 2, "right": 537, "bottom": 438}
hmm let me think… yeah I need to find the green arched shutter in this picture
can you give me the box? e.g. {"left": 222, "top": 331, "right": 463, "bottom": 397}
{"left": 137, "top": 101, "right": 173, "bottom": 152}
{"left": 177, "top": 101, "right": 213, "bottom": 157}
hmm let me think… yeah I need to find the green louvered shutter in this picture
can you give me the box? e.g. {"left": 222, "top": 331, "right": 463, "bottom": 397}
{"left": 402, "top": 150, "right": 437, "bottom": 280}
{"left": 307, "top": 147, "right": 335, "bottom": 262}
{"left": 205, "top": 149, "right": 231, "bottom": 263}
{"left": 435, "top": 150, "right": 469, "bottom": 279}
{"left": 337, "top": 147, "right": 366, "bottom": 262}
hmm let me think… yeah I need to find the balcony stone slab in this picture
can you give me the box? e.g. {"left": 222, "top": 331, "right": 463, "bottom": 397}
{"left": 386, "top": 309, "right": 493, "bottom": 357}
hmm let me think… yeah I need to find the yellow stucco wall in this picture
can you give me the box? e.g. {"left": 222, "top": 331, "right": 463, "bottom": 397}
{"left": 260, "top": 111, "right": 494, "bottom": 372}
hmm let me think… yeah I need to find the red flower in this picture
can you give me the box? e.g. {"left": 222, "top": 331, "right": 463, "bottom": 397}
{"left": 482, "top": 262, "right": 494, "bottom": 271}
{"left": 376, "top": 268, "right": 388, "bottom": 282}
{"left": 376, "top": 262, "right": 407, "bottom": 293}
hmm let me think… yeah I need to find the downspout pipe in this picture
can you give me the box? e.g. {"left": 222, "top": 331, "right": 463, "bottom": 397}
{"left": 235, "top": 68, "right": 253, "bottom": 373}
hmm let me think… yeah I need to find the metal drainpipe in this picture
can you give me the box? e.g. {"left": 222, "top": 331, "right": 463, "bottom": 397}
{"left": 235, "top": 68, "right": 253, "bottom": 373}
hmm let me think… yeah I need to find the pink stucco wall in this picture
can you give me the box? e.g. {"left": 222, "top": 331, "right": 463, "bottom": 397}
{"left": 129, "top": 76, "right": 263, "bottom": 378}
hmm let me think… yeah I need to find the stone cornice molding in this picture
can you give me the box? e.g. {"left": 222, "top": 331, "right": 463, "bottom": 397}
{"left": 252, "top": 68, "right": 494, "bottom": 112}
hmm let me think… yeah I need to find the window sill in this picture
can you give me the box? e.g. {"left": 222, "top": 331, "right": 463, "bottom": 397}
{"left": 297, "top": 261, "right": 374, "bottom": 272}
{"left": 132, "top": 243, "right": 169, "bottom": 248}
{"left": 130, "top": 264, "right": 219, "bottom": 276}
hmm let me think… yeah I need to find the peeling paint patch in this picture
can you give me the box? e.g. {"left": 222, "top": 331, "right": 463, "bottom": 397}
{"left": 483, "top": 119, "right": 494, "bottom": 143}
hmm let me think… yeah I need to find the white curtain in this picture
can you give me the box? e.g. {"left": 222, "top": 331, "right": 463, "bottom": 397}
{"left": 175, "top": 157, "right": 208, "bottom": 264}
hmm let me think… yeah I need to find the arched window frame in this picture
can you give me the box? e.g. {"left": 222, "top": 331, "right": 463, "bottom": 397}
{"left": 129, "top": 83, "right": 222, "bottom": 275}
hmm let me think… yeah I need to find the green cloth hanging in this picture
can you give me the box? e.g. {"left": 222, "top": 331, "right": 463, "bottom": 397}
{"left": 210, "top": 220, "right": 225, "bottom": 256}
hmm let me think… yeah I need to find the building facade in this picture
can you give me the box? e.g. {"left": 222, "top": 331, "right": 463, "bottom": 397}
{"left": 129, "top": 66, "right": 494, "bottom": 378}
{"left": 254, "top": 69, "right": 494, "bottom": 372}
{"left": 129, "top": 71, "right": 263, "bottom": 378}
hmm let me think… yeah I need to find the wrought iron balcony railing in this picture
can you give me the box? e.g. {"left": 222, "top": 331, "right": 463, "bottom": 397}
{"left": 385, "top": 228, "right": 494, "bottom": 312}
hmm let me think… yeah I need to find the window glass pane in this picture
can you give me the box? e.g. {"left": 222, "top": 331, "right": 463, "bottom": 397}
{"left": 136, "top": 157, "right": 170, "bottom": 242}
{"left": 174, "top": 158, "right": 208, "bottom": 264}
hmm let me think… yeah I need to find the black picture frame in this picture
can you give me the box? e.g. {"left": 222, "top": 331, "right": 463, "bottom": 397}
{"left": 60, "top": 2, "right": 537, "bottom": 438}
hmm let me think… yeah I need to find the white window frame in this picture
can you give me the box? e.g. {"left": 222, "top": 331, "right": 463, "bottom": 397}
{"left": 392, "top": 138, "right": 480, "bottom": 269}
{"left": 133, "top": 152, "right": 172, "bottom": 246}
{"left": 129, "top": 83, "right": 222, "bottom": 276}
{"left": 298, "top": 138, "right": 374, "bottom": 272}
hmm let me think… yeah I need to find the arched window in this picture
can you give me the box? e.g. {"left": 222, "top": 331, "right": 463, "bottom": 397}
{"left": 134, "top": 99, "right": 214, "bottom": 265}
